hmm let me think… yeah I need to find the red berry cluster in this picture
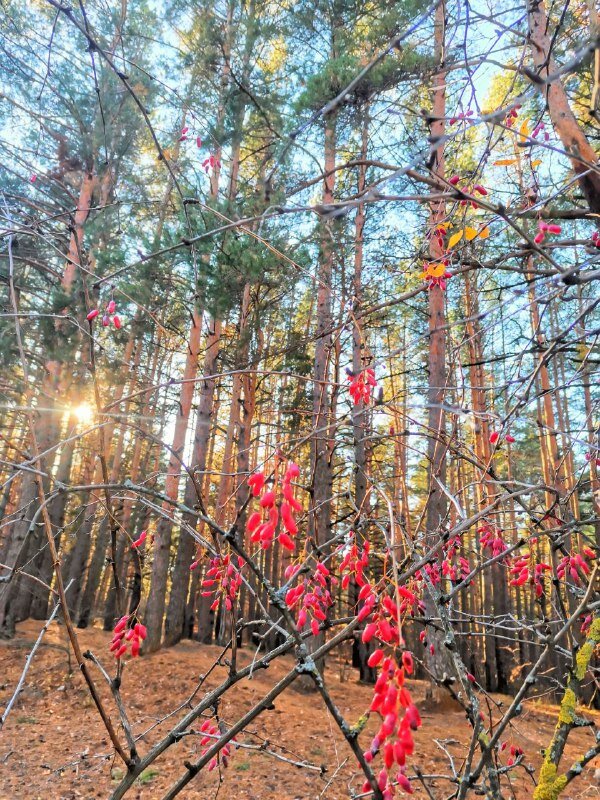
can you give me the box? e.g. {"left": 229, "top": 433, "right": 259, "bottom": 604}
{"left": 585, "top": 451, "right": 600, "bottom": 466}
{"left": 429, "top": 223, "right": 447, "bottom": 251}
{"left": 441, "top": 536, "right": 471, "bottom": 583}
{"left": 479, "top": 524, "right": 509, "bottom": 559}
{"left": 449, "top": 109, "right": 474, "bottom": 125}
{"left": 202, "top": 153, "right": 221, "bottom": 174}
{"left": 448, "top": 174, "right": 488, "bottom": 207}
{"left": 557, "top": 548, "right": 596, "bottom": 585}
{"left": 591, "top": 231, "right": 600, "bottom": 249}
{"left": 360, "top": 653, "right": 421, "bottom": 798}
{"left": 339, "top": 536, "right": 370, "bottom": 590}
{"left": 509, "top": 554, "right": 551, "bottom": 597}
{"left": 87, "top": 298, "right": 121, "bottom": 329}
{"left": 110, "top": 615, "right": 146, "bottom": 659}
{"left": 421, "top": 260, "right": 452, "bottom": 290}
{"left": 414, "top": 536, "right": 471, "bottom": 592}
{"left": 418, "top": 628, "right": 436, "bottom": 657}
{"left": 200, "top": 552, "right": 245, "bottom": 611}
{"left": 531, "top": 121, "right": 549, "bottom": 141}
{"left": 198, "top": 718, "right": 236, "bottom": 771}
{"left": 534, "top": 220, "right": 561, "bottom": 245}
{"left": 246, "top": 461, "right": 301, "bottom": 550}
{"left": 178, "top": 125, "right": 202, "bottom": 148}
{"left": 395, "top": 581, "right": 425, "bottom": 617}
{"left": 500, "top": 741, "right": 524, "bottom": 766}
{"left": 360, "top": 589, "right": 404, "bottom": 646}
{"left": 489, "top": 430, "right": 515, "bottom": 445}
{"left": 176, "top": 125, "right": 220, "bottom": 172}
{"left": 504, "top": 104, "right": 521, "bottom": 128}
{"left": 347, "top": 368, "right": 377, "bottom": 405}
{"left": 284, "top": 561, "right": 336, "bottom": 636}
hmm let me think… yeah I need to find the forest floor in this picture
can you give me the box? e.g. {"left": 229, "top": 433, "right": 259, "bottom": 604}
{"left": 0, "top": 620, "right": 599, "bottom": 800}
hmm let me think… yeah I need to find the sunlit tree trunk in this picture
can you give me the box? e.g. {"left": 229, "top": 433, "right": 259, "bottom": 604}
{"left": 527, "top": 0, "right": 600, "bottom": 214}
{"left": 144, "top": 309, "right": 202, "bottom": 651}
{"left": 164, "top": 320, "right": 222, "bottom": 646}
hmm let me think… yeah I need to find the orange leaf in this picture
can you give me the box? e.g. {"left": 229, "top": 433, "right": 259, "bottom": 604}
{"left": 493, "top": 158, "right": 517, "bottom": 166}
{"left": 448, "top": 230, "right": 464, "bottom": 249}
{"left": 478, "top": 226, "right": 490, "bottom": 240}
{"left": 531, "top": 159, "right": 542, "bottom": 168}
{"left": 519, "top": 120, "right": 529, "bottom": 142}
{"left": 464, "top": 226, "right": 478, "bottom": 241}
{"left": 429, "top": 262, "right": 447, "bottom": 277}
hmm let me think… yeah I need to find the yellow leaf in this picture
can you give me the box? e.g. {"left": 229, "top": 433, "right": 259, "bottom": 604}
{"left": 531, "top": 159, "right": 542, "bottom": 168}
{"left": 519, "top": 120, "right": 529, "bottom": 142}
{"left": 478, "top": 226, "right": 490, "bottom": 240}
{"left": 465, "top": 226, "right": 478, "bottom": 241}
{"left": 448, "top": 230, "right": 464, "bottom": 249}
{"left": 493, "top": 158, "right": 517, "bottom": 166}
{"left": 576, "top": 344, "right": 590, "bottom": 360}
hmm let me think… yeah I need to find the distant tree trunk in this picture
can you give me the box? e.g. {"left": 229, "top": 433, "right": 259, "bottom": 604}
{"left": 64, "top": 489, "right": 96, "bottom": 615}
{"left": 0, "top": 463, "right": 43, "bottom": 638}
{"left": 76, "top": 330, "right": 141, "bottom": 628}
{"left": 464, "top": 272, "right": 511, "bottom": 691}
{"left": 578, "top": 288, "right": 600, "bottom": 547}
{"left": 0, "top": 161, "right": 97, "bottom": 636}
{"left": 164, "top": 320, "right": 222, "bottom": 646}
{"left": 311, "top": 115, "right": 336, "bottom": 551}
{"left": 349, "top": 110, "right": 376, "bottom": 683}
{"left": 298, "top": 111, "right": 336, "bottom": 690}
{"left": 144, "top": 308, "right": 203, "bottom": 652}
{"left": 29, "top": 414, "right": 78, "bottom": 619}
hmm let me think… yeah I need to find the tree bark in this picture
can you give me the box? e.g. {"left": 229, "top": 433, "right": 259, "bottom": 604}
{"left": 527, "top": 0, "right": 600, "bottom": 214}
{"left": 144, "top": 308, "right": 203, "bottom": 651}
{"left": 164, "top": 320, "right": 222, "bottom": 646}
{"left": 423, "top": 0, "right": 456, "bottom": 702}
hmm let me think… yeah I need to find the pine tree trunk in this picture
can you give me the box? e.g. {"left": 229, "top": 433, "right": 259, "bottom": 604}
{"left": 144, "top": 309, "right": 203, "bottom": 652}
{"left": 527, "top": 0, "right": 600, "bottom": 214}
{"left": 349, "top": 111, "right": 376, "bottom": 683}
{"left": 423, "top": 0, "right": 456, "bottom": 702}
{"left": 298, "top": 112, "right": 336, "bottom": 690}
{"left": 29, "top": 414, "right": 78, "bottom": 619}
{"left": 164, "top": 320, "right": 222, "bottom": 646}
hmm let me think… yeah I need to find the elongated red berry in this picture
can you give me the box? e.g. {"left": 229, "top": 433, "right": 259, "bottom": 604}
{"left": 278, "top": 532, "right": 295, "bottom": 551}
{"left": 86, "top": 309, "right": 99, "bottom": 321}
{"left": 260, "top": 490, "right": 276, "bottom": 508}
{"left": 368, "top": 648, "right": 384, "bottom": 667}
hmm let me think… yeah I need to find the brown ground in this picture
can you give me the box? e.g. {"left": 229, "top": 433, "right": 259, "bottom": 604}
{"left": 0, "top": 620, "right": 598, "bottom": 800}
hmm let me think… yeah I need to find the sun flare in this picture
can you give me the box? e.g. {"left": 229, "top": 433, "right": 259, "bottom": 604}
{"left": 73, "top": 402, "right": 94, "bottom": 425}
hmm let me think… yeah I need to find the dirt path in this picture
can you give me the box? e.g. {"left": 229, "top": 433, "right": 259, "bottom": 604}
{"left": 0, "top": 620, "right": 598, "bottom": 799}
